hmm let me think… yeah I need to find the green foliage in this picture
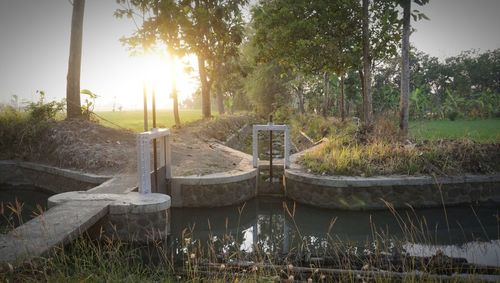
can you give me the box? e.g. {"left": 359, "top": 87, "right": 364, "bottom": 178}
{"left": 288, "top": 114, "right": 347, "bottom": 142}
{"left": 244, "top": 62, "right": 289, "bottom": 116}
{"left": 302, "top": 126, "right": 500, "bottom": 176}
{"left": 117, "top": 0, "right": 247, "bottom": 117}
{"left": 0, "top": 91, "right": 64, "bottom": 159}
{"left": 371, "top": 48, "right": 500, "bottom": 119}
{"left": 26, "top": 90, "right": 65, "bottom": 122}
{"left": 80, "top": 89, "right": 98, "bottom": 120}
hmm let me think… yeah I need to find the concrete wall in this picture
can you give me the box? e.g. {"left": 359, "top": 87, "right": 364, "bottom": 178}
{"left": 167, "top": 143, "right": 259, "bottom": 207}
{"left": 223, "top": 123, "right": 252, "bottom": 149}
{"left": 169, "top": 171, "right": 257, "bottom": 207}
{"left": 285, "top": 168, "right": 500, "bottom": 210}
{"left": 90, "top": 209, "right": 169, "bottom": 242}
{"left": 0, "top": 161, "right": 110, "bottom": 193}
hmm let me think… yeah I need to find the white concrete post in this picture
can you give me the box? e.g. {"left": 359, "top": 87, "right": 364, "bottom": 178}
{"left": 165, "top": 135, "right": 172, "bottom": 179}
{"left": 252, "top": 125, "right": 258, "bottom": 168}
{"left": 284, "top": 125, "right": 290, "bottom": 168}
{"left": 137, "top": 133, "right": 152, "bottom": 194}
{"left": 158, "top": 130, "right": 166, "bottom": 168}
{"left": 137, "top": 128, "right": 171, "bottom": 194}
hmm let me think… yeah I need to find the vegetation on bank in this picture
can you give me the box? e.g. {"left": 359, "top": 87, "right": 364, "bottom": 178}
{"left": 0, "top": 92, "right": 64, "bottom": 160}
{"left": 289, "top": 114, "right": 500, "bottom": 176}
{"left": 2, "top": 201, "right": 497, "bottom": 282}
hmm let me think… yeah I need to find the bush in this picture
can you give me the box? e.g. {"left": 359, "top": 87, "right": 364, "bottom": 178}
{"left": 0, "top": 92, "right": 64, "bottom": 159}
{"left": 447, "top": 111, "right": 459, "bottom": 121}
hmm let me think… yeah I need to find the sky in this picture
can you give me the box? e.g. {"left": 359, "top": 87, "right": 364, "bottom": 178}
{"left": 0, "top": 0, "right": 499, "bottom": 110}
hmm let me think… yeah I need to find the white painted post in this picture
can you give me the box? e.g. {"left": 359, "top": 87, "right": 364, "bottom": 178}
{"left": 252, "top": 125, "right": 258, "bottom": 168}
{"left": 137, "top": 133, "right": 152, "bottom": 194}
{"left": 137, "top": 128, "right": 171, "bottom": 194}
{"left": 284, "top": 125, "right": 290, "bottom": 168}
{"left": 252, "top": 124, "right": 290, "bottom": 169}
{"left": 165, "top": 135, "right": 172, "bottom": 179}
{"left": 158, "top": 129, "right": 166, "bottom": 168}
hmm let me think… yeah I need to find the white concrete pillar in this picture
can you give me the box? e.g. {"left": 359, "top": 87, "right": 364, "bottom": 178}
{"left": 284, "top": 125, "right": 290, "bottom": 168}
{"left": 137, "top": 133, "right": 151, "bottom": 194}
{"left": 165, "top": 135, "right": 172, "bottom": 179}
{"left": 252, "top": 126, "right": 258, "bottom": 168}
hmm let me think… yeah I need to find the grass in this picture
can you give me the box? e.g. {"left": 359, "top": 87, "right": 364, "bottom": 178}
{"left": 410, "top": 118, "right": 500, "bottom": 143}
{"left": 94, "top": 109, "right": 207, "bottom": 132}
{"left": 2, "top": 198, "right": 498, "bottom": 282}
{"left": 301, "top": 116, "right": 500, "bottom": 176}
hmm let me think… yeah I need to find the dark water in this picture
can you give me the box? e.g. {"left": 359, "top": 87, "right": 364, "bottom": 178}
{"left": 0, "top": 184, "right": 54, "bottom": 232}
{"left": 171, "top": 197, "right": 500, "bottom": 266}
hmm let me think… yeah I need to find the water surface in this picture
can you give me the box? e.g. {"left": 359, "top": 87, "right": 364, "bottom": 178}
{"left": 171, "top": 197, "right": 500, "bottom": 266}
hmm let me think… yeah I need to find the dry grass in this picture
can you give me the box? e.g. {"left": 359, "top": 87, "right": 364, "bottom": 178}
{"left": 301, "top": 116, "right": 500, "bottom": 176}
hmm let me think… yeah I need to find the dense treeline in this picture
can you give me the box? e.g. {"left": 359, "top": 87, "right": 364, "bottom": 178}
{"left": 115, "top": 0, "right": 498, "bottom": 124}
{"left": 373, "top": 49, "right": 500, "bottom": 120}
{"left": 183, "top": 0, "right": 498, "bottom": 123}
{"left": 215, "top": 46, "right": 499, "bottom": 122}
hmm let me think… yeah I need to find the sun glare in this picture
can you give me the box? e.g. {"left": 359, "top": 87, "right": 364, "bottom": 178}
{"left": 114, "top": 51, "right": 198, "bottom": 110}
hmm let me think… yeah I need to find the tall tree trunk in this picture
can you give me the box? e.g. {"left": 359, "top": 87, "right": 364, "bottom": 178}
{"left": 362, "top": 0, "right": 373, "bottom": 126}
{"left": 340, "top": 74, "right": 345, "bottom": 121}
{"left": 197, "top": 55, "right": 211, "bottom": 119}
{"left": 297, "top": 84, "right": 305, "bottom": 114}
{"left": 66, "top": 0, "right": 85, "bottom": 119}
{"left": 171, "top": 55, "right": 181, "bottom": 126}
{"left": 216, "top": 82, "right": 225, "bottom": 115}
{"left": 399, "top": 0, "right": 411, "bottom": 137}
{"left": 322, "top": 72, "right": 330, "bottom": 117}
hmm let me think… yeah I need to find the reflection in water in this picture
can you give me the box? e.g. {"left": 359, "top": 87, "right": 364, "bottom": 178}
{"left": 404, "top": 240, "right": 500, "bottom": 267}
{"left": 171, "top": 197, "right": 500, "bottom": 266}
{"left": 0, "top": 184, "right": 53, "bottom": 232}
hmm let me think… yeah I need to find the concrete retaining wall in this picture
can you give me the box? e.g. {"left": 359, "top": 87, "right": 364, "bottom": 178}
{"left": 168, "top": 143, "right": 258, "bottom": 207}
{"left": 0, "top": 161, "right": 111, "bottom": 193}
{"left": 285, "top": 150, "right": 500, "bottom": 210}
{"left": 223, "top": 123, "right": 252, "bottom": 149}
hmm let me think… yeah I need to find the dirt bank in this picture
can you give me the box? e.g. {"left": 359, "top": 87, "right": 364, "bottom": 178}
{"left": 1, "top": 114, "right": 257, "bottom": 176}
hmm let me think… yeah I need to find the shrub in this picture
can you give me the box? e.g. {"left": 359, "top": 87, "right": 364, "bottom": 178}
{"left": 0, "top": 91, "right": 64, "bottom": 159}
{"left": 447, "top": 111, "right": 459, "bottom": 121}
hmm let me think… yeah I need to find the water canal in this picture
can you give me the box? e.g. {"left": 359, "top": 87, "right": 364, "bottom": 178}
{"left": 171, "top": 197, "right": 500, "bottom": 267}
{"left": 0, "top": 183, "right": 54, "bottom": 233}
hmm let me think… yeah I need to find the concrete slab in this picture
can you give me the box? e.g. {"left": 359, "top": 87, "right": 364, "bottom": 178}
{"left": 48, "top": 191, "right": 171, "bottom": 214}
{"left": 0, "top": 200, "right": 110, "bottom": 265}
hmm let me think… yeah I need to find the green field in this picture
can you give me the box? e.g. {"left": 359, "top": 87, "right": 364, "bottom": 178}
{"left": 95, "top": 109, "right": 206, "bottom": 132}
{"left": 410, "top": 118, "right": 500, "bottom": 143}
{"left": 95, "top": 110, "right": 500, "bottom": 143}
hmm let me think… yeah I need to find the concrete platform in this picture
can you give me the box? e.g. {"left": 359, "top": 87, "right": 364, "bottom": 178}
{"left": 0, "top": 200, "right": 110, "bottom": 266}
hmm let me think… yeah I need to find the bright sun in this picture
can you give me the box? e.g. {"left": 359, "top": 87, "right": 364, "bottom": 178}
{"left": 114, "top": 51, "right": 198, "bottom": 110}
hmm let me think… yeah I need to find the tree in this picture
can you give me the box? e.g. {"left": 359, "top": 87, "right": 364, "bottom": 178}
{"left": 116, "top": 0, "right": 183, "bottom": 126}
{"left": 361, "top": 0, "right": 372, "bottom": 126}
{"left": 177, "top": 0, "right": 246, "bottom": 118}
{"left": 251, "top": 0, "right": 401, "bottom": 122}
{"left": 66, "top": 0, "right": 85, "bottom": 119}
{"left": 398, "top": 0, "right": 429, "bottom": 137}
{"left": 251, "top": 0, "right": 360, "bottom": 118}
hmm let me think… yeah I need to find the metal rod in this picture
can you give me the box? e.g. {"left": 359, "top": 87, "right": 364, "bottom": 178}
{"left": 152, "top": 88, "right": 158, "bottom": 193}
{"left": 269, "top": 114, "right": 273, "bottom": 183}
{"left": 143, "top": 81, "right": 148, "bottom": 131}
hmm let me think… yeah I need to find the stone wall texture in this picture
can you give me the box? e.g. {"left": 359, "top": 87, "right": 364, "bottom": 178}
{"left": 88, "top": 209, "right": 170, "bottom": 242}
{"left": 0, "top": 161, "right": 106, "bottom": 193}
{"left": 177, "top": 177, "right": 257, "bottom": 207}
{"left": 285, "top": 174, "right": 500, "bottom": 210}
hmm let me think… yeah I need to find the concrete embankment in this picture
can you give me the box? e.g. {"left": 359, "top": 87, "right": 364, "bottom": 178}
{"left": 284, "top": 145, "right": 500, "bottom": 210}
